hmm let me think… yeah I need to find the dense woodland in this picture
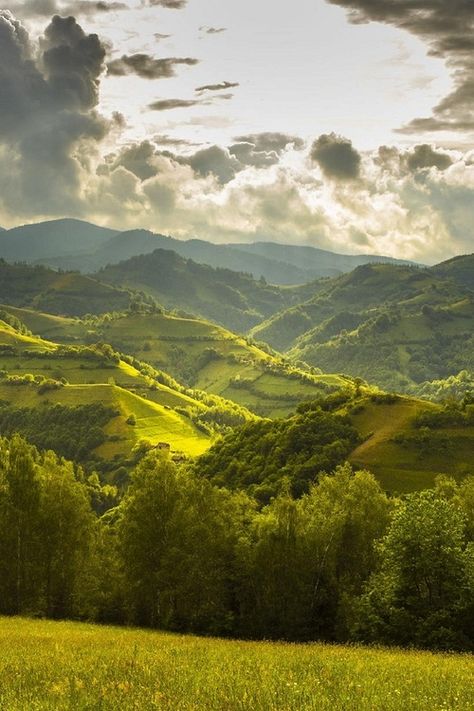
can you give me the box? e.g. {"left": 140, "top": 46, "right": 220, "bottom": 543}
{"left": 0, "top": 434, "right": 472, "bottom": 651}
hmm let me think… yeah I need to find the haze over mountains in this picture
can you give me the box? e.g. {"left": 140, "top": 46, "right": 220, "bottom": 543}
{"left": 0, "top": 219, "right": 417, "bottom": 285}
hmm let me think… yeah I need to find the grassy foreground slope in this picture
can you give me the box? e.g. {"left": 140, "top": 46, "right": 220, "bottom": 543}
{"left": 0, "top": 618, "right": 472, "bottom": 711}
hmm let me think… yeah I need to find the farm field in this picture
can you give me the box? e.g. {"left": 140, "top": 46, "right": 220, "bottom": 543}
{"left": 0, "top": 618, "right": 472, "bottom": 710}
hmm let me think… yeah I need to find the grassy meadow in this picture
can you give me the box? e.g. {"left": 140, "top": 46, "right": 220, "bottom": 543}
{"left": 0, "top": 618, "right": 472, "bottom": 710}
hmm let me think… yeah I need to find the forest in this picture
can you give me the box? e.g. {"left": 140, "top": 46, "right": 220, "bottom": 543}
{"left": 0, "top": 434, "right": 472, "bottom": 651}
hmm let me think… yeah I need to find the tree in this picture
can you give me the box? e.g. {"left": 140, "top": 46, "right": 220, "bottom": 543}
{"left": 356, "top": 490, "right": 473, "bottom": 649}
{"left": 0, "top": 435, "right": 41, "bottom": 614}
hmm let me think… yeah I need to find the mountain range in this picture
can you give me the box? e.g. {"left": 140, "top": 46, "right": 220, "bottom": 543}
{"left": 0, "top": 218, "right": 416, "bottom": 285}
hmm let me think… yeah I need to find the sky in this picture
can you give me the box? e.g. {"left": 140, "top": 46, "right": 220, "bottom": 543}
{"left": 0, "top": 0, "right": 474, "bottom": 262}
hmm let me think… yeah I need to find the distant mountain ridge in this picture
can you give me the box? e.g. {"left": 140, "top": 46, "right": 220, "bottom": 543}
{"left": 0, "top": 218, "right": 418, "bottom": 285}
{"left": 0, "top": 219, "right": 119, "bottom": 262}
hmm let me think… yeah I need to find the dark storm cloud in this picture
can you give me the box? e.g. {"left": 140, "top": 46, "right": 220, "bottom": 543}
{"left": 0, "top": 11, "right": 110, "bottom": 214}
{"left": 326, "top": 0, "right": 474, "bottom": 132}
{"left": 234, "top": 132, "right": 305, "bottom": 153}
{"left": 195, "top": 81, "right": 239, "bottom": 93}
{"left": 406, "top": 144, "right": 453, "bottom": 172}
{"left": 107, "top": 54, "right": 198, "bottom": 79}
{"left": 108, "top": 140, "right": 158, "bottom": 180}
{"left": 148, "top": 98, "right": 201, "bottom": 110}
{"left": 310, "top": 133, "right": 362, "bottom": 180}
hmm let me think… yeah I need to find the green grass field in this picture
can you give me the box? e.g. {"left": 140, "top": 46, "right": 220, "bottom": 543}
{"left": 0, "top": 618, "right": 472, "bottom": 710}
{"left": 348, "top": 396, "right": 473, "bottom": 492}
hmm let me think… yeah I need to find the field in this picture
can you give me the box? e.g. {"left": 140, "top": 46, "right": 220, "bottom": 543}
{"left": 347, "top": 396, "right": 474, "bottom": 492}
{"left": 0, "top": 618, "right": 472, "bottom": 710}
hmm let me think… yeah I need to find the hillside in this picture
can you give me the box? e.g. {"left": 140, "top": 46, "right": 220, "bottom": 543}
{"left": 197, "top": 391, "right": 474, "bottom": 496}
{"left": 0, "top": 316, "right": 214, "bottom": 461}
{"left": 290, "top": 296, "right": 474, "bottom": 392}
{"left": 0, "top": 261, "right": 131, "bottom": 316}
{"left": 250, "top": 261, "right": 474, "bottom": 392}
{"left": 228, "top": 241, "right": 416, "bottom": 279}
{"left": 431, "top": 253, "right": 474, "bottom": 291}
{"left": 94, "top": 249, "right": 310, "bottom": 333}
{"left": 0, "top": 219, "right": 118, "bottom": 262}
{"left": 345, "top": 393, "right": 474, "bottom": 492}
{"left": 1, "top": 305, "right": 349, "bottom": 418}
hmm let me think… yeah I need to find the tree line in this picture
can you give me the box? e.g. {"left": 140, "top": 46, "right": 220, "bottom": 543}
{"left": 0, "top": 434, "right": 472, "bottom": 651}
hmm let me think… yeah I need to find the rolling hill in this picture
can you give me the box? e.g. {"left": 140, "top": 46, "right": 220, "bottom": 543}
{"left": 196, "top": 390, "right": 474, "bottom": 496}
{"left": 250, "top": 259, "right": 474, "bottom": 392}
{"left": 0, "top": 316, "right": 215, "bottom": 461}
{"left": 94, "top": 248, "right": 311, "bottom": 333}
{"left": 1, "top": 305, "right": 350, "bottom": 418}
{"left": 0, "top": 261, "right": 131, "bottom": 316}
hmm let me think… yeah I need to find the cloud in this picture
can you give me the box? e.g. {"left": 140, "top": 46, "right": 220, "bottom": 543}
{"left": 108, "top": 54, "right": 198, "bottom": 79}
{"left": 148, "top": 98, "right": 201, "bottom": 111}
{"left": 406, "top": 144, "right": 453, "bottom": 172}
{"left": 147, "top": 0, "right": 187, "bottom": 8}
{"left": 154, "top": 33, "right": 172, "bottom": 41}
{"left": 148, "top": 92, "right": 234, "bottom": 111}
{"left": 195, "top": 81, "right": 239, "bottom": 93}
{"left": 199, "top": 26, "right": 227, "bottom": 35}
{"left": 0, "top": 11, "right": 111, "bottom": 216}
{"left": 187, "top": 146, "right": 240, "bottom": 184}
{"left": 311, "top": 133, "right": 362, "bottom": 181}
{"left": 154, "top": 134, "right": 197, "bottom": 147}
{"left": 229, "top": 143, "right": 281, "bottom": 169}
{"left": 326, "top": 0, "right": 474, "bottom": 132}
{"left": 8, "top": 1, "right": 128, "bottom": 18}
{"left": 234, "top": 132, "right": 305, "bottom": 153}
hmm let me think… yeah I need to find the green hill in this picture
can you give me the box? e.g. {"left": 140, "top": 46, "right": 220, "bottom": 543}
{"left": 2, "top": 306, "right": 349, "bottom": 418}
{"left": 94, "top": 249, "right": 308, "bottom": 333}
{"left": 0, "top": 317, "right": 214, "bottom": 460}
{"left": 431, "top": 253, "right": 474, "bottom": 291}
{"left": 197, "top": 390, "right": 474, "bottom": 497}
{"left": 346, "top": 393, "right": 474, "bottom": 492}
{"left": 290, "top": 297, "right": 474, "bottom": 392}
{"left": 250, "top": 261, "right": 474, "bottom": 392}
{"left": 0, "top": 218, "right": 414, "bottom": 285}
{"left": 0, "top": 261, "right": 131, "bottom": 317}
